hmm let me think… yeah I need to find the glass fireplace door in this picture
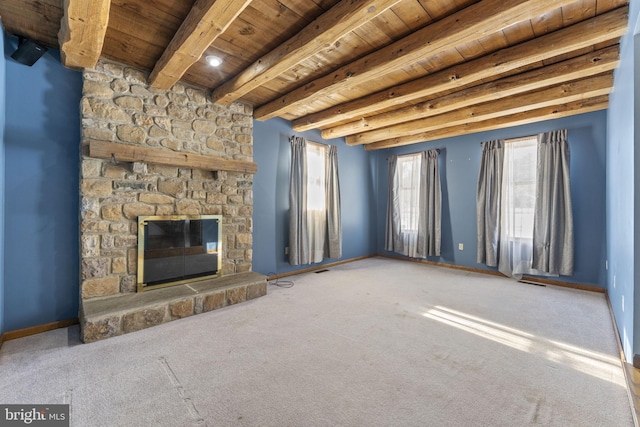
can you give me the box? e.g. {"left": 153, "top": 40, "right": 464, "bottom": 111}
{"left": 138, "top": 215, "right": 221, "bottom": 291}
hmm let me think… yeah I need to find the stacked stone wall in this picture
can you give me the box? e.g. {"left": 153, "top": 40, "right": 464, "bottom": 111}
{"left": 79, "top": 59, "right": 253, "bottom": 301}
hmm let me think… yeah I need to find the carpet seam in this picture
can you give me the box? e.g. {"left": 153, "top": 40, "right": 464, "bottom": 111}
{"left": 158, "top": 356, "right": 206, "bottom": 426}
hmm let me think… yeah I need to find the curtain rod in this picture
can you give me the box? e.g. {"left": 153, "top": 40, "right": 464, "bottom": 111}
{"left": 386, "top": 148, "right": 440, "bottom": 159}
{"left": 290, "top": 136, "right": 329, "bottom": 147}
{"left": 395, "top": 148, "right": 440, "bottom": 155}
{"left": 480, "top": 135, "right": 537, "bottom": 145}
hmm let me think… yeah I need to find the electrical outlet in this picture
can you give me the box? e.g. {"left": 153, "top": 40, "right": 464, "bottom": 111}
{"left": 285, "top": 246, "right": 289, "bottom": 255}
{"left": 606, "top": 260, "right": 608, "bottom": 270}
{"left": 458, "top": 243, "right": 464, "bottom": 251}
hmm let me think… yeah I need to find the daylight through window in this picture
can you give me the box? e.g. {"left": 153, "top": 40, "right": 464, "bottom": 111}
{"left": 397, "top": 154, "right": 421, "bottom": 233}
{"left": 306, "top": 142, "right": 326, "bottom": 212}
{"left": 502, "top": 136, "right": 537, "bottom": 240}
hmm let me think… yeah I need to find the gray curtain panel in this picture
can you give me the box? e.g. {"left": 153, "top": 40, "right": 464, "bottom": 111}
{"left": 418, "top": 150, "right": 441, "bottom": 257}
{"left": 476, "top": 140, "right": 504, "bottom": 267}
{"left": 289, "top": 136, "right": 309, "bottom": 266}
{"left": 385, "top": 155, "right": 403, "bottom": 253}
{"left": 532, "top": 129, "right": 574, "bottom": 275}
{"left": 325, "top": 145, "right": 342, "bottom": 259}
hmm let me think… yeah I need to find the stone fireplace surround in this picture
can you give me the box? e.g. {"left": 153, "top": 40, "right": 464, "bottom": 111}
{"left": 79, "top": 59, "right": 265, "bottom": 342}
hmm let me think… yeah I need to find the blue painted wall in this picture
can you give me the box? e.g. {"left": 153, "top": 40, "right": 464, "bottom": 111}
{"left": 607, "top": 1, "right": 639, "bottom": 363}
{"left": 3, "top": 35, "right": 82, "bottom": 331}
{"left": 0, "top": 24, "right": 6, "bottom": 338}
{"left": 252, "top": 117, "right": 376, "bottom": 275}
{"left": 635, "top": 24, "right": 640, "bottom": 367}
{"left": 375, "top": 111, "right": 608, "bottom": 289}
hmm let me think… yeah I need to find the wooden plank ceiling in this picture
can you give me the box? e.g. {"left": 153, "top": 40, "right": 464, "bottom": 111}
{"left": 0, "top": 0, "right": 630, "bottom": 150}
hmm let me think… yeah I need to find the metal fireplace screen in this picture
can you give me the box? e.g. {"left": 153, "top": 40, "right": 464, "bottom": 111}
{"left": 137, "top": 215, "right": 222, "bottom": 291}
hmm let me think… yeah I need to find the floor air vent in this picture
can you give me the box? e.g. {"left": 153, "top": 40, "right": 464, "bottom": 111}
{"left": 518, "top": 279, "right": 546, "bottom": 287}
{"left": 314, "top": 269, "right": 330, "bottom": 274}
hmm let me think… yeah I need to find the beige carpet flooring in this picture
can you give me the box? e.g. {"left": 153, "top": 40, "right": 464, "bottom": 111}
{"left": 0, "top": 257, "right": 633, "bottom": 426}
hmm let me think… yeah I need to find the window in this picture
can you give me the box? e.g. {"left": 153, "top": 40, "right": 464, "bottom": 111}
{"left": 306, "top": 142, "right": 326, "bottom": 212}
{"left": 497, "top": 135, "right": 539, "bottom": 277}
{"left": 502, "top": 136, "right": 537, "bottom": 240}
{"left": 477, "top": 129, "right": 573, "bottom": 277}
{"left": 305, "top": 142, "right": 327, "bottom": 262}
{"left": 396, "top": 153, "right": 421, "bottom": 232}
{"left": 385, "top": 150, "right": 442, "bottom": 258}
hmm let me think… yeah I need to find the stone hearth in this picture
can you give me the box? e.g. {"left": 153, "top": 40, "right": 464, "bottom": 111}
{"left": 81, "top": 272, "right": 266, "bottom": 342}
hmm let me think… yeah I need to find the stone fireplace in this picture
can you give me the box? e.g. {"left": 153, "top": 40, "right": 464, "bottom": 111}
{"left": 78, "top": 59, "right": 266, "bottom": 342}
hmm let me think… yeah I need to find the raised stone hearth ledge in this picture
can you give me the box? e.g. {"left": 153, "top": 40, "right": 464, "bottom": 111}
{"left": 81, "top": 272, "right": 267, "bottom": 343}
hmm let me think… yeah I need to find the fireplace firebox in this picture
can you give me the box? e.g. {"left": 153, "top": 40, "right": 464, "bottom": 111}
{"left": 137, "top": 215, "right": 222, "bottom": 291}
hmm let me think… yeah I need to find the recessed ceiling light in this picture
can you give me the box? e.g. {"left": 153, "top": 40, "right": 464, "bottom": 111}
{"left": 206, "top": 55, "right": 222, "bottom": 67}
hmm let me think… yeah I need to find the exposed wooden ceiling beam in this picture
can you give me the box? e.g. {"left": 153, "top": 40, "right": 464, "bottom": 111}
{"left": 149, "top": 0, "right": 253, "bottom": 90}
{"left": 294, "top": 6, "right": 628, "bottom": 132}
{"left": 58, "top": 0, "right": 111, "bottom": 69}
{"left": 324, "top": 46, "right": 619, "bottom": 139}
{"left": 348, "top": 73, "right": 613, "bottom": 145}
{"left": 364, "top": 96, "right": 610, "bottom": 151}
{"left": 210, "top": 0, "right": 403, "bottom": 106}
{"left": 1, "top": 0, "right": 64, "bottom": 48}
{"left": 254, "top": 0, "right": 579, "bottom": 121}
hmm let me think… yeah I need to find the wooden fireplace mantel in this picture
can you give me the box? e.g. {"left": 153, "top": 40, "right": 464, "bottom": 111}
{"left": 88, "top": 140, "right": 258, "bottom": 174}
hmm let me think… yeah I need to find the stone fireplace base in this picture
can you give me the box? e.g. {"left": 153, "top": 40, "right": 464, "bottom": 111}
{"left": 80, "top": 272, "right": 267, "bottom": 342}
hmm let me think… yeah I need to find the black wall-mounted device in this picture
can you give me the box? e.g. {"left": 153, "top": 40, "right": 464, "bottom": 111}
{"left": 10, "top": 37, "right": 48, "bottom": 66}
